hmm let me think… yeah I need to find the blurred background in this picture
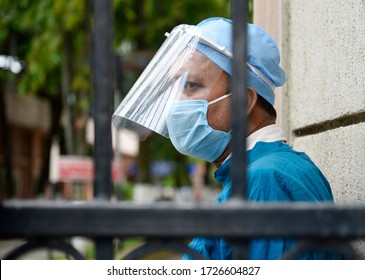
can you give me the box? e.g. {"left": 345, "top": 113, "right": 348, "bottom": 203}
{"left": 0, "top": 0, "right": 254, "bottom": 204}
{"left": 2, "top": 0, "right": 365, "bottom": 259}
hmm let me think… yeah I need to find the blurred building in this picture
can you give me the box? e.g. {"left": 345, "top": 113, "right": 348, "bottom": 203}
{"left": 0, "top": 92, "right": 51, "bottom": 199}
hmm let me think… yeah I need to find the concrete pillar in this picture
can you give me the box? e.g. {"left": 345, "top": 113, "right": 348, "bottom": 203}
{"left": 254, "top": 0, "right": 365, "bottom": 258}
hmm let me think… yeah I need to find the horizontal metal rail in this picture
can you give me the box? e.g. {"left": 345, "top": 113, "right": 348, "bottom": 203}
{"left": 1, "top": 200, "right": 365, "bottom": 239}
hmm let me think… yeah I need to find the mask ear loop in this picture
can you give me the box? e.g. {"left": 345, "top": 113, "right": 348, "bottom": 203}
{"left": 208, "top": 92, "right": 232, "bottom": 106}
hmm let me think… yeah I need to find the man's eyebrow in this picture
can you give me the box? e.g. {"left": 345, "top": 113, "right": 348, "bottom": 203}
{"left": 186, "top": 73, "right": 201, "bottom": 81}
{"left": 172, "top": 71, "right": 202, "bottom": 83}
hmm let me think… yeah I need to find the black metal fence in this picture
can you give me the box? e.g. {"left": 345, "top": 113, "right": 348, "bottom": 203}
{"left": 1, "top": 0, "right": 365, "bottom": 260}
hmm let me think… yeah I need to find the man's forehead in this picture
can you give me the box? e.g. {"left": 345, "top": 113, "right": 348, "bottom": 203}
{"left": 185, "top": 51, "right": 216, "bottom": 68}
{"left": 176, "top": 51, "right": 222, "bottom": 77}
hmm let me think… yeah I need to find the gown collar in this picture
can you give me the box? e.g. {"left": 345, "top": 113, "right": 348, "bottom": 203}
{"left": 221, "top": 124, "right": 287, "bottom": 166}
{"left": 246, "top": 124, "right": 287, "bottom": 151}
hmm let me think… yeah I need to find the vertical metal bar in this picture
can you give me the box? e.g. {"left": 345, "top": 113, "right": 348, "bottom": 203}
{"left": 93, "top": 0, "right": 113, "bottom": 200}
{"left": 94, "top": 238, "right": 114, "bottom": 260}
{"left": 93, "top": 0, "right": 114, "bottom": 260}
{"left": 0, "top": 84, "right": 15, "bottom": 197}
{"left": 230, "top": 0, "right": 249, "bottom": 260}
{"left": 230, "top": 0, "right": 248, "bottom": 200}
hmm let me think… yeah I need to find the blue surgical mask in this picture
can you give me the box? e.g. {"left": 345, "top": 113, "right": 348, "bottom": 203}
{"left": 166, "top": 93, "right": 231, "bottom": 162}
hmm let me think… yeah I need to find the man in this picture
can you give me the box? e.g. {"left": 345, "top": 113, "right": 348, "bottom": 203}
{"left": 113, "top": 17, "right": 340, "bottom": 259}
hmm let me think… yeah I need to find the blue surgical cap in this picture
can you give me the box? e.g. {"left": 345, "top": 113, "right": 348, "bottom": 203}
{"left": 196, "top": 17, "right": 285, "bottom": 106}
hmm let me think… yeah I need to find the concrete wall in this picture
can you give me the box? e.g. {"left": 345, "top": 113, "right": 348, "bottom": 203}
{"left": 254, "top": 0, "right": 365, "bottom": 257}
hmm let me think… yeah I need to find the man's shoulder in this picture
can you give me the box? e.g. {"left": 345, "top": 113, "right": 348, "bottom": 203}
{"left": 248, "top": 144, "right": 321, "bottom": 183}
{"left": 248, "top": 141, "right": 310, "bottom": 170}
{"left": 247, "top": 142, "right": 333, "bottom": 201}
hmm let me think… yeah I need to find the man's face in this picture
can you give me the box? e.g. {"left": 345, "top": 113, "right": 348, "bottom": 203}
{"left": 172, "top": 51, "right": 231, "bottom": 133}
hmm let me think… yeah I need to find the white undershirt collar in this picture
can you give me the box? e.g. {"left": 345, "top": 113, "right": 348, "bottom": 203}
{"left": 246, "top": 123, "right": 287, "bottom": 151}
{"left": 222, "top": 124, "right": 287, "bottom": 165}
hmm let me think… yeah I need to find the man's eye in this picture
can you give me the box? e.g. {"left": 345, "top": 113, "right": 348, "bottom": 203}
{"left": 184, "top": 82, "right": 200, "bottom": 90}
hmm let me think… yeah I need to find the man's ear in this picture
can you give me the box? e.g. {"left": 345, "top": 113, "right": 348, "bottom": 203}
{"left": 247, "top": 87, "right": 258, "bottom": 114}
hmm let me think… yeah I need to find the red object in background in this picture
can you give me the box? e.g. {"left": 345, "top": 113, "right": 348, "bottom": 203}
{"left": 58, "top": 156, "right": 122, "bottom": 183}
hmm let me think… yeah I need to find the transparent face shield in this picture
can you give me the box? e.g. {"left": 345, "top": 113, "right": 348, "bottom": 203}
{"left": 112, "top": 24, "right": 227, "bottom": 139}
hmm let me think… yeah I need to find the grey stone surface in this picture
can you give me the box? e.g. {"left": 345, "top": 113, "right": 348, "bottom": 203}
{"left": 293, "top": 123, "right": 365, "bottom": 258}
{"left": 254, "top": 0, "right": 365, "bottom": 259}
{"left": 284, "top": 0, "right": 365, "bottom": 130}
{"left": 293, "top": 123, "right": 365, "bottom": 204}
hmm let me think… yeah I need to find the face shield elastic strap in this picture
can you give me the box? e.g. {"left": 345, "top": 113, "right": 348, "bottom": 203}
{"left": 166, "top": 27, "right": 276, "bottom": 91}
{"left": 208, "top": 93, "right": 232, "bottom": 106}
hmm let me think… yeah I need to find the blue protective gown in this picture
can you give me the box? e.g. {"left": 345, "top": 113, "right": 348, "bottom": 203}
{"left": 184, "top": 141, "right": 342, "bottom": 260}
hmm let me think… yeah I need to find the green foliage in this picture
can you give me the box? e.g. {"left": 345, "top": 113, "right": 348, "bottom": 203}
{"left": 162, "top": 176, "right": 175, "bottom": 188}
{"left": 114, "top": 182, "right": 134, "bottom": 200}
{"left": 19, "top": 30, "right": 62, "bottom": 94}
{"left": 53, "top": 1, "right": 85, "bottom": 31}
{"left": 0, "top": 0, "right": 90, "bottom": 97}
{"left": 85, "top": 243, "right": 96, "bottom": 260}
{"left": 149, "top": 133, "right": 178, "bottom": 160}
{"left": 1, "top": 0, "right": 246, "bottom": 97}
{"left": 114, "top": 0, "right": 230, "bottom": 49}
{"left": 1, "top": 0, "right": 250, "bottom": 187}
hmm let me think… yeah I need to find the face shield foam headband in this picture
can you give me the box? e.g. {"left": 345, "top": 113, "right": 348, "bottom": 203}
{"left": 187, "top": 30, "right": 276, "bottom": 92}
